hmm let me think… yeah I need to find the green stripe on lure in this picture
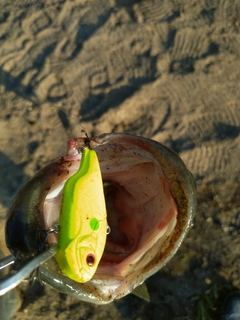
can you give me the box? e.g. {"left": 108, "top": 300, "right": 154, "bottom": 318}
{"left": 55, "top": 147, "right": 107, "bottom": 283}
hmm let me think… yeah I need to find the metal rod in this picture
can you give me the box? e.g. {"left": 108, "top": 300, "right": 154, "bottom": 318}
{"left": 0, "top": 244, "right": 58, "bottom": 296}
{"left": 0, "top": 255, "right": 15, "bottom": 270}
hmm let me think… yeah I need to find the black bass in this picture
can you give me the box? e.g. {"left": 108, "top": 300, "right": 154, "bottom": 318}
{"left": 6, "top": 133, "right": 196, "bottom": 304}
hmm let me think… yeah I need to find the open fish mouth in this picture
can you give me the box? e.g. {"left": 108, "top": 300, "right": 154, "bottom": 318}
{"left": 6, "top": 133, "right": 196, "bottom": 303}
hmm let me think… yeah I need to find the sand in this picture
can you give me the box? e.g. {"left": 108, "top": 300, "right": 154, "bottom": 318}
{"left": 0, "top": 0, "right": 240, "bottom": 319}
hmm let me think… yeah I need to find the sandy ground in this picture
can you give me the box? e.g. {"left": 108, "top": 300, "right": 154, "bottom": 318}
{"left": 0, "top": 0, "right": 240, "bottom": 319}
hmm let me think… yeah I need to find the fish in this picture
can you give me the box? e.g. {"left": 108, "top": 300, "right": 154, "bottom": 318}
{"left": 5, "top": 133, "right": 196, "bottom": 304}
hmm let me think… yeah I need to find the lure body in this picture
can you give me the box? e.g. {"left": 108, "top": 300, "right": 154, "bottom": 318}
{"left": 55, "top": 147, "right": 107, "bottom": 283}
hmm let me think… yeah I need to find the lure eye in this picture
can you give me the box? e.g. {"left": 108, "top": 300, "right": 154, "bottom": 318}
{"left": 86, "top": 253, "right": 95, "bottom": 266}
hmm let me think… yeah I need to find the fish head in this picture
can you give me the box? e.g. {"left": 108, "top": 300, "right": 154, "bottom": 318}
{"left": 6, "top": 133, "right": 196, "bottom": 303}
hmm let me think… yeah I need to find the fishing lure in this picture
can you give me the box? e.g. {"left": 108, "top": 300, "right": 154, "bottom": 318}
{"left": 55, "top": 146, "right": 107, "bottom": 283}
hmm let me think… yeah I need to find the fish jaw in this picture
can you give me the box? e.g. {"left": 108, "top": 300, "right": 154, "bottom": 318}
{"left": 6, "top": 133, "right": 196, "bottom": 303}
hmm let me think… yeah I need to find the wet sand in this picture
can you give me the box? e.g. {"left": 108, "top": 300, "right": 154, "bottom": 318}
{"left": 0, "top": 0, "right": 240, "bottom": 319}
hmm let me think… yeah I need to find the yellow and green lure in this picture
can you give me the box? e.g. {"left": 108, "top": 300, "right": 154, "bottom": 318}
{"left": 55, "top": 147, "right": 107, "bottom": 283}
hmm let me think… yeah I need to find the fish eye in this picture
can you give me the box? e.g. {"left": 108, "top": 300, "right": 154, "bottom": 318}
{"left": 86, "top": 253, "right": 95, "bottom": 266}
